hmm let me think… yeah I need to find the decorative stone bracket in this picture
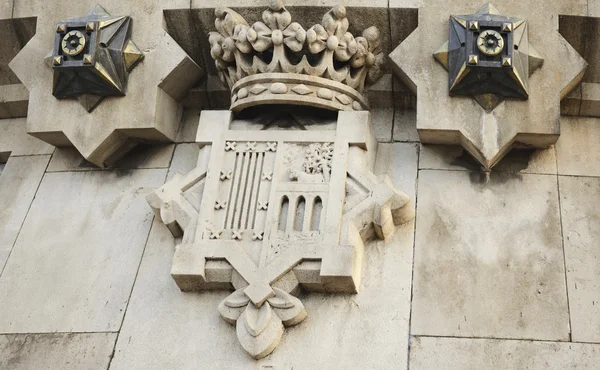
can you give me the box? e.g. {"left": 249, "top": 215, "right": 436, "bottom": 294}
{"left": 147, "top": 110, "right": 414, "bottom": 359}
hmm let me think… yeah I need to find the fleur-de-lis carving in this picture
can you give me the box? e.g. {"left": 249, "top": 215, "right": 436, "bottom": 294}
{"left": 245, "top": 0, "right": 306, "bottom": 53}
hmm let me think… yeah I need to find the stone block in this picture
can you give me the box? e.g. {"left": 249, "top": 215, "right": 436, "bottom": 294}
{"left": 46, "top": 144, "right": 175, "bottom": 172}
{"left": 0, "top": 117, "right": 54, "bottom": 157}
{"left": 0, "top": 333, "right": 116, "bottom": 370}
{"left": 392, "top": 108, "right": 418, "bottom": 142}
{"left": 0, "top": 155, "right": 50, "bottom": 272}
{"left": 559, "top": 175, "right": 600, "bottom": 343}
{"left": 0, "top": 168, "right": 167, "bottom": 332}
{"left": 556, "top": 116, "right": 600, "bottom": 177}
{"left": 412, "top": 170, "right": 569, "bottom": 340}
{"left": 419, "top": 144, "right": 557, "bottom": 174}
{"left": 409, "top": 336, "right": 600, "bottom": 370}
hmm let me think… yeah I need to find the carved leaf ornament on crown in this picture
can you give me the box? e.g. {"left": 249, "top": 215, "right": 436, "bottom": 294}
{"left": 208, "top": 0, "right": 384, "bottom": 111}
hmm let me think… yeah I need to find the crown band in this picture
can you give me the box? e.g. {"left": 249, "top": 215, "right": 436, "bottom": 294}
{"left": 231, "top": 73, "right": 368, "bottom": 111}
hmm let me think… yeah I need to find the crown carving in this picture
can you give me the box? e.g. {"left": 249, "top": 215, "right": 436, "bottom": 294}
{"left": 208, "top": 0, "right": 384, "bottom": 111}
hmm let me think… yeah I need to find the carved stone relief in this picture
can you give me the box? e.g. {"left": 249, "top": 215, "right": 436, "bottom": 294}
{"left": 147, "top": 110, "right": 414, "bottom": 359}
{"left": 46, "top": 5, "right": 143, "bottom": 112}
{"left": 208, "top": 1, "right": 384, "bottom": 111}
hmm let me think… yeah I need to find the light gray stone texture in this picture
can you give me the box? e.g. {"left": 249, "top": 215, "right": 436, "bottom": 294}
{"left": 556, "top": 116, "right": 600, "bottom": 177}
{"left": 559, "top": 175, "right": 600, "bottom": 343}
{"left": 0, "top": 333, "right": 116, "bottom": 370}
{"left": 0, "top": 169, "right": 167, "bottom": 333}
{"left": 412, "top": 170, "right": 569, "bottom": 340}
{"left": 392, "top": 109, "right": 418, "bottom": 142}
{"left": 0, "top": 155, "right": 49, "bottom": 273}
{"left": 46, "top": 144, "right": 175, "bottom": 172}
{"left": 110, "top": 143, "right": 417, "bottom": 369}
{"left": 419, "top": 144, "right": 557, "bottom": 175}
{"left": 372, "top": 108, "right": 394, "bottom": 143}
{"left": 0, "top": 117, "right": 54, "bottom": 157}
{"left": 175, "top": 109, "right": 201, "bottom": 143}
{"left": 409, "top": 336, "right": 600, "bottom": 370}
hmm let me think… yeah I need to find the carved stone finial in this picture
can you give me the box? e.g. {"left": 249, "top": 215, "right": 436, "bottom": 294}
{"left": 45, "top": 5, "right": 144, "bottom": 112}
{"left": 433, "top": 3, "right": 543, "bottom": 112}
{"left": 208, "top": 2, "right": 384, "bottom": 112}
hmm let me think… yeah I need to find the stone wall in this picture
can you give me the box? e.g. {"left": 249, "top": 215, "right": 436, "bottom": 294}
{"left": 1, "top": 1, "right": 600, "bottom": 369}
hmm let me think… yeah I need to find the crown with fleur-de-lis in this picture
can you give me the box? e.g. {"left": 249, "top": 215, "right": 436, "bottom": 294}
{"left": 209, "top": 0, "right": 384, "bottom": 112}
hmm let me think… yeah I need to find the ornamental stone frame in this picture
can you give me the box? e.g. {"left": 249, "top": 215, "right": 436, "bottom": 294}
{"left": 10, "top": 3, "right": 204, "bottom": 168}
{"left": 390, "top": 1, "right": 588, "bottom": 170}
{"left": 145, "top": 3, "right": 415, "bottom": 358}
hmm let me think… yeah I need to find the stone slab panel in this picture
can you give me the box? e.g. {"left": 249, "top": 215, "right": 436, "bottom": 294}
{"left": 419, "top": 144, "right": 557, "bottom": 174}
{"left": 0, "top": 155, "right": 49, "bottom": 273}
{"left": 0, "top": 168, "right": 167, "bottom": 333}
{"left": 0, "top": 333, "right": 116, "bottom": 370}
{"left": 0, "top": 117, "right": 54, "bottom": 157}
{"left": 110, "top": 143, "right": 417, "bottom": 369}
{"left": 175, "top": 109, "right": 201, "bottom": 143}
{"left": 372, "top": 108, "right": 393, "bottom": 143}
{"left": 559, "top": 175, "right": 600, "bottom": 343}
{"left": 392, "top": 109, "right": 419, "bottom": 143}
{"left": 47, "top": 144, "right": 175, "bottom": 172}
{"left": 556, "top": 116, "right": 600, "bottom": 177}
{"left": 409, "top": 336, "right": 600, "bottom": 370}
{"left": 412, "top": 170, "right": 569, "bottom": 340}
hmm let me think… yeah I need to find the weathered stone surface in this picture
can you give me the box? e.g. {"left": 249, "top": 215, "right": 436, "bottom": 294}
{"left": 392, "top": 109, "right": 418, "bottom": 142}
{"left": 419, "top": 144, "right": 557, "bottom": 174}
{"left": 111, "top": 142, "right": 417, "bottom": 368}
{"left": 0, "top": 333, "right": 116, "bottom": 370}
{"left": 412, "top": 170, "right": 569, "bottom": 340}
{"left": 372, "top": 108, "right": 393, "bottom": 142}
{"left": 559, "top": 175, "right": 600, "bottom": 343}
{"left": 0, "top": 169, "right": 166, "bottom": 332}
{"left": 556, "top": 116, "right": 600, "bottom": 177}
{"left": 175, "top": 109, "right": 201, "bottom": 143}
{"left": 0, "top": 118, "right": 54, "bottom": 157}
{"left": 10, "top": 0, "right": 203, "bottom": 167}
{"left": 390, "top": 0, "right": 587, "bottom": 169}
{"left": 46, "top": 144, "right": 175, "bottom": 172}
{"left": 0, "top": 155, "right": 50, "bottom": 273}
{"left": 409, "top": 336, "right": 600, "bottom": 370}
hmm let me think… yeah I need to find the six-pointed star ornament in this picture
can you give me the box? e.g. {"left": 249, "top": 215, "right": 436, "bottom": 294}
{"left": 390, "top": 2, "right": 587, "bottom": 169}
{"left": 9, "top": 3, "right": 203, "bottom": 168}
{"left": 47, "top": 5, "right": 144, "bottom": 112}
